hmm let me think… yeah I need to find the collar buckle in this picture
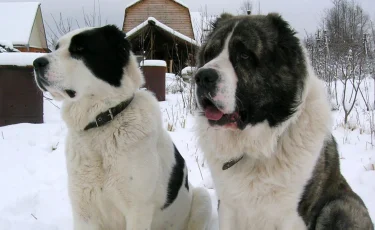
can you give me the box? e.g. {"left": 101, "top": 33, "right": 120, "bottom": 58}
{"left": 84, "top": 95, "right": 134, "bottom": 131}
{"left": 108, "top": 108, "right": 114, "bottom": 120}
{"left": 222, "top": 155, "right": 244, "bottom": 170}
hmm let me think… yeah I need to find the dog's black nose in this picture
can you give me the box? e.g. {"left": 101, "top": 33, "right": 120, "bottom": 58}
{"left": 195, "top": 68, "right": 219, "bottom": 89}
{"left": 33, "top": 57, "right": 49, "bottom": 71}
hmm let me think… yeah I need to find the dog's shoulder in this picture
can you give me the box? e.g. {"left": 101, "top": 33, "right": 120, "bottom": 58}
{"left": 130, "top": 90, "right": 163, "bottom": 124}
{"left": 133, "top": 90, "right": 160, "bottom": 111}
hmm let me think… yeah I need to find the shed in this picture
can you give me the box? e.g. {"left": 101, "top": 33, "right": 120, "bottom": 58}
{"left": 0, "top": 2, "right": 49, "bottom": 53}
{"left": 123, "top": 0, "right": 198, "bottom": 73}
{"left": 0, "top": 53, "right": 44, "bottom": 127}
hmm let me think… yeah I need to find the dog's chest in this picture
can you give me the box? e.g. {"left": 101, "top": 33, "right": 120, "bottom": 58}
{"left": 66, "top": 130, "right": 160, "bottom": 204}
{"left": 215, "top": 167, "right": 307, "bottom": 229}
{"left": 210, "top": 156, "right": 311, "bottom": 213}
{"left": 66, "top": 133, "right": 139, "bottom": 198}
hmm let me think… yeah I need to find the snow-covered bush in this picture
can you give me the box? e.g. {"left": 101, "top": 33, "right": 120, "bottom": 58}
{"left": 0, "top": 40, "right": 19, "bottom": 53}
{"left": 181, "top": 66, "right": 197, "bottom": 80}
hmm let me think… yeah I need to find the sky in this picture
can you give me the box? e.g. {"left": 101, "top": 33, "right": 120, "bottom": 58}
{"left": 2, "top": 0, "right": 375, "bottom": 39}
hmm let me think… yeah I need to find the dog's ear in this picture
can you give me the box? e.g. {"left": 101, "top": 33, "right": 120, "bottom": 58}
{"left": 266, "top": 13, "right": 301, "bottom": 62}
{"left": 266, "top": 13, "right": 297, "bottom": 42}
{"left": 100, "top": 25, "right": 132, "bottom": 61}
{"left": 211, "top": 13, "right": 234, "bottom": 31}
{"left": 100, "top": 25, "right": 132, "bottom": 52}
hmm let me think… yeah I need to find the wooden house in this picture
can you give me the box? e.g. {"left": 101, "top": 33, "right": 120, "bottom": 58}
{"left": 123, "top": 0, "right": 198, "bottom": 73}
{"left": 0, "top": 2, "right": 49, "bottom": 53}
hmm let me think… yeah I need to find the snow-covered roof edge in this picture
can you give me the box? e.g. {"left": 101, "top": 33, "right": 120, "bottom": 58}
{"left": 126, "top": 17, "right": 198, "bottom": 46}
{"left": 0, "top": 40, "right": 20, "bottom": 53}
{"left": 0, "top": 40, "right": 14, "bottom": 49}
{"left": 126, "top": 0, "right": 188, "bottom": 9}
{"left": 0, "top": 52, "right": 44, "bottom": 66}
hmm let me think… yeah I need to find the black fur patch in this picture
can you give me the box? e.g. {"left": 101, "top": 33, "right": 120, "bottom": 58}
{"left": 298, "top": 136, "right": 374, "bottom": 229}
{"left": 197, "top": 14, "right": 307, "bottom": 128}
{"left": 185, "top": 174, "right": 189, "bottom": 191}
{"left": 162, "top": 145, "right": 186, "bottom": 210}
{"left": 69, "top": 25, "right": 131, "bottom": 87}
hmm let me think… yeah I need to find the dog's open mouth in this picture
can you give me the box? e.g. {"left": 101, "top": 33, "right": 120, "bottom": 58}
{"left": 201, "top": 98, "right": 243, "bottom": 128}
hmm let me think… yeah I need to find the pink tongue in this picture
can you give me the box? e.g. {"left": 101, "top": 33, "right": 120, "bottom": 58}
{"left": 205, "top": 106, "right": 224, "bottom": 121}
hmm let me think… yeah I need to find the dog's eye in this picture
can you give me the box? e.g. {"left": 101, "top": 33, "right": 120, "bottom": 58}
{"left": 76, "top": 46, "right": 84, "bottom": 52}
{"left": 240, "top": 53, "right": 249, "bottom": 60}
{"left": 71, "top": 46, "right": 84, "bottom": 53}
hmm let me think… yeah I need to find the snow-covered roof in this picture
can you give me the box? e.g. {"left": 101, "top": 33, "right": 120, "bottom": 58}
{"left": 139, "top": 60, "right": 167, "bottom": 67}
{"left": 0, "top": 41, "right": 14, "bottom": 49}
{"left": 126, "top": 0, "right": 188, "bottom": 9}
{"left": 126, "top": 17, "right": 198, "bottom": 46}
{"left": 0, "top": 2, "right": 41, "bottom": 46}
{"left": 0, "top": 40, "right": 19, "bottom": 53}
{"left": 0, "top": 52, "right": 44, "bottom": 66}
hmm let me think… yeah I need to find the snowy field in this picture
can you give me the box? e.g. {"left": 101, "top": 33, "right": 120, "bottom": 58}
{"left": 0, "top": 75, "right": 374, "bottom": 229}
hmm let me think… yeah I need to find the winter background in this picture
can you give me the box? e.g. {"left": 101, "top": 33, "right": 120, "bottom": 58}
{"left": 1, "top": 0, "right": 375, "bottom": 229}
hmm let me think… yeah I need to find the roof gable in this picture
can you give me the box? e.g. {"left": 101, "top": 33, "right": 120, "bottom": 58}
{"left": 0, "top": 2, "right": 40, "bottom": 46}
{"left": 126, "top": 17, "right": 198, "bottom": 46}
{"left": 126, "top": 0, "right": 188, "bottom": 10}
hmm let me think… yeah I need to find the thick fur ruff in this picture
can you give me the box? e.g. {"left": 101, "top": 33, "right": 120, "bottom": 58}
{"left": 33, "top": 25, "right": 212, "bottom": 230}
{"left": 194, "top": 14, "right": 373, "bottom": 230}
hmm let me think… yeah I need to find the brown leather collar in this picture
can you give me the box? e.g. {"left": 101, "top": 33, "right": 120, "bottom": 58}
{"left": 84, "top": 96, "right": 134, "bottom": 131}
{"left": 222, "top": 155, "right": 244, "bottom": 170}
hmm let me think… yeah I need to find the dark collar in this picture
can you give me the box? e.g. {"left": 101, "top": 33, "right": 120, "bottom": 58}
{"left": 222, "top": 155, "right": 244, "bottom": 170}
{"left": 84, "top": 96, "right": 134, "bottom": 131}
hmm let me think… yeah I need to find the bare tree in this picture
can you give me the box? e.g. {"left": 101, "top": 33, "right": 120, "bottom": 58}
{"left": 307, "top": 0, "right": 372, "bottom": 124}
{"left": 191, "top": 6, "right": 216, "bottom": 46}
{"left": 45, "top": 13, "right": 74, "bottom": 48}
{"left": 239, "top": 0, "right": 253, "bottom": 15}
{"left": 371, "top": 19, "right": 375, "bottom": 108}
{"left": 45, "top": 0, "right": 105, "bottom": 49}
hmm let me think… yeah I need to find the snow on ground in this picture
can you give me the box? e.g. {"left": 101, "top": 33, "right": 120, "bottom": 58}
{"left": 0, "top": 77, "right": 374, "bottom": 229}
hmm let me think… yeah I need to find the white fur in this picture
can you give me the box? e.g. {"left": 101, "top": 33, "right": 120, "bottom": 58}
{"left": 36, "top": 27, "right": 211, "bottom": 230}
{"left": 195, "top": 47, "right": 332, "bottom": 229}
{"left": 198, "top": 32, "right": 237, "bottom": 114}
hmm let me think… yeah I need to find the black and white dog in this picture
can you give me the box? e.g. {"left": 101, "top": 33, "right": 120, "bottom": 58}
{"left": 194, "top": 13, "right": 373, "bottom": 229}
{"left": 33, "top": 25, "right": 211, "bottom": 230}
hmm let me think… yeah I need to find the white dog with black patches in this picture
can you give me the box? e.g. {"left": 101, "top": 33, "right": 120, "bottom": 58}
{"left": 194, "top": 14, "right": 373, "bottom": 230}
{"left": 33, "top": 25, "right": 212, "bottom": 230}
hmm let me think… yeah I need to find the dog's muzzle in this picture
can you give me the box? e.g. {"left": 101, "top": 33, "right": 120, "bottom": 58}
{"left": 195, "top": 68, "right": 219, "bottom": 91}
{"left": 33, "top": 57, "right": 50, "bottom": 90}
{"left": 33, "top": 57, "right": 49, "bottom": 75}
